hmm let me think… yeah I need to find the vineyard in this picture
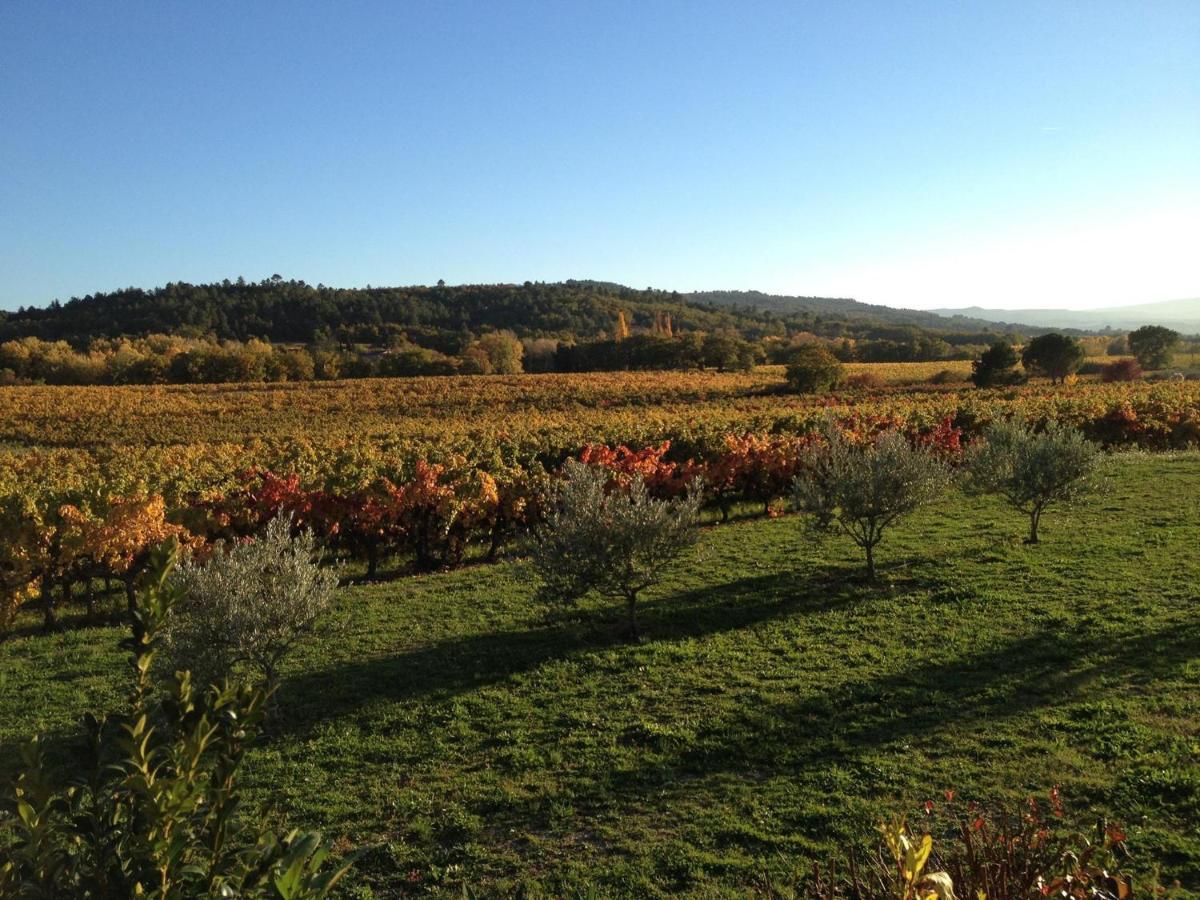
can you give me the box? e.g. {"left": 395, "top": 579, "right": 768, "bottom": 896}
{"left": 2, "top": 452, "right": 1198, "bottom": 893}
{"left": 2, "top": 370, "right": 1199, "bottom": 633}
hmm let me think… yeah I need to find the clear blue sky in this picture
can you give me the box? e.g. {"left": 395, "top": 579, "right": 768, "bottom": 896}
{"left": 1, "top": 0, "right": 1197, "bottom": 311}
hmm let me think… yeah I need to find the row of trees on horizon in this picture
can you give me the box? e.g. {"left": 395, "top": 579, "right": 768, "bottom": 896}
{"left": 0, "top": 277, "right": 1193, "bottom": 386}
{"left": 0, "top": 323, "right": 1192, "bottom": 387}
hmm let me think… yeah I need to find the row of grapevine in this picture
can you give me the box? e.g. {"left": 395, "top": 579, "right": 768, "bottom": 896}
{"left": 2, "top": 379, "right": 1198, "bottom": 633}
{"left": 0, "top": 416, "right": 966, "bottom": 632}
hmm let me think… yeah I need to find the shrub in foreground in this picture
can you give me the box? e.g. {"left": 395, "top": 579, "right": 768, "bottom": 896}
{"left": 966, "top": 419, "right": 1099, "bottom": 544}
{"left": 801, "top": 792, "right": 1134, "bottom": 899}
{"left": 165, "top": 516, "right": 339, "bottom": 689}
{"left": 533, "top": 460, "right": 701, "bottom": 639}
{"left": 0, "top": 540, "right": 353, "bottom": 897}
{"left": 792, "top": 425, "right": 952, "bottom": 579}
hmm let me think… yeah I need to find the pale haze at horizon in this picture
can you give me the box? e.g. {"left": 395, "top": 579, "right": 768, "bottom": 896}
{"left": 0, "top": 1, "right": 1197, "bottom": 312}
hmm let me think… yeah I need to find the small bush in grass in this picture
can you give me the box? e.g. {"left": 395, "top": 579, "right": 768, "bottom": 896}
{"left": 927, "top": 368, "right": 961, "bottom": 385}
{"left": 843, "top": 372, "right": 886, "bottom": 391}
{"left": 165, "top": 515, "right": 339, "bottom": 689}
{"left": 1101, "top": 358, "right": 1143, "bottom": 382}
{"left": 786, "top": 345, "right": 845, "bottom": 393}
{"left": 0, "top": 540, "right": 354, "bottom": 897}
{"left": 532, "top": 460, "right": 701, "bottom": 639}
{"left": 966, "top": 419, "right": 1099, "bottom": 543}
{"left": 792, "top": 424, "right": 952, "bottom": 580}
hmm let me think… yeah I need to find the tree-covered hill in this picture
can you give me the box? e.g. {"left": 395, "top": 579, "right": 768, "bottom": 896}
{"left": 1, "top": 277, "right": 1089, "bottom": 385}
{"left": 1, "top": 277, "right": 1020, "bottom": 350}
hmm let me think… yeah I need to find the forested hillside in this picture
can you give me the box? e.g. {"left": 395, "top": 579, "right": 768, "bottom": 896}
{"left": 0, "top": 277, "right": 1063, "bottom": 385}
{"left": 2, "top": 278, "right": 1021, "bottom": 348}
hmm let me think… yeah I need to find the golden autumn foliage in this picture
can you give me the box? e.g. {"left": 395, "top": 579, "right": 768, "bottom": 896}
{"left": 0, "top": 371, "right": 1197, "bottom": 631}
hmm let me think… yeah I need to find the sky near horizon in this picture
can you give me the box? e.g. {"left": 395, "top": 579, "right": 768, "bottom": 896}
{"left": 1, "top": 1, "right": 1197, "bottom": 313}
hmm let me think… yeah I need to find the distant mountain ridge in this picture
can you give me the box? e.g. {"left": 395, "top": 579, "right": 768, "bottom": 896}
{"left": 929, "top": 298, "right": 1200, "bottom": 334}
{"left": 685, "top": 289, "right": 1028, "bottom": 333}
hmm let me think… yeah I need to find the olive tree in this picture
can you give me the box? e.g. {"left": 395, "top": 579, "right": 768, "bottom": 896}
{"left": 792, "top": 426, "right": 953, "bottom": 579}
{"left": 165, "top": 516, "right": 339, "bottom": 689}
{"left": 532, "top": 460, "right": 702, "bottom": 639}
{"left": 966, "top": 419, "right": 1099, "bottom": 543}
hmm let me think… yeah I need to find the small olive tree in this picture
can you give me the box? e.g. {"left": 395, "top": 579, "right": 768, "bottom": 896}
{"left": 165, "top": 516, "right": 339, "bottom": 689}
{"left": 792, "top": 426, "right": 953, "bottom": 579}
{"left": 533, "top": 460, "right": 702, "bottom": 639}
{"left": 966, "top": 419, "right": 1099, "bottom": 543}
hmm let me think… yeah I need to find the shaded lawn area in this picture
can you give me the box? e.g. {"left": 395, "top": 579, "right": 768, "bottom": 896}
{"left": 2, "top": 453, "right": 1198, "bottom": 896}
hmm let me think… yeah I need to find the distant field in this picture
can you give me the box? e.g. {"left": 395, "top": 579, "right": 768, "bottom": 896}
{"left": 3, "top": 452, "right": 1198, "bottom": 895}
{"left": 846, "top": 359, "right": 969, "bottom": 381}
{"left": 770, "top": 360, "right": 973, "bottom": 384}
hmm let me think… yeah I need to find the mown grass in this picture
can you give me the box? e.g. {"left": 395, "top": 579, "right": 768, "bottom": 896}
{"left": 2, "top": 453, "right": 1198, "bottom": 896}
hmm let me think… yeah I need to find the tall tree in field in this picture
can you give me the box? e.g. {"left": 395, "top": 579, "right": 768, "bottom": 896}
{"left": 1126, "top": 325, "right": 1179, "bottom": 370}
{"left": 1021, "top": 333, "right": 1085, "bottom": 384}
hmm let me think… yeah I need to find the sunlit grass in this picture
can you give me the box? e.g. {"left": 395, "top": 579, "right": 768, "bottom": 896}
{"left": 2, "top": 453, "right": 1198, "bottom": 896}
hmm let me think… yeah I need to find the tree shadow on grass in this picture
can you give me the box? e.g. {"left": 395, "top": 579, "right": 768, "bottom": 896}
{"left": 560, "top": 616, "right": 1200, "bottom": 814}
{"left": 273, "top": 564, "right": 866, "bottom": 738}
{"left": 440, "top": 616, "right": 1200, "bottom": 863}
{"left": 0, "top": 562, "right": 879, "bottom": 783}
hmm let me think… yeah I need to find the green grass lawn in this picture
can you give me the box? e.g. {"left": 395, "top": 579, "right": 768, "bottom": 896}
{"left": 2, "top": 453, "right": 1198, "bottom": 896}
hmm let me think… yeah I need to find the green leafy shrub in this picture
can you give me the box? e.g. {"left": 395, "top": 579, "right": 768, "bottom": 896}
{"left": 0, "top": 540, "right": 354, "bottom": 897}
{"left": 792, "top": 425, "right": 952, "bottom": 579}
{"left": 970, "top": 341, "right": 1025, "bottom": 388}
{"left": 532, "top": 460, "right": 701, "bottom": 639}
{"left": 786, "top": 345, "right": 845, "bottom": 393}
{"left": 966, "top": 419, "right": 1099, "bottom": 543}
{"left": 165, "top": 516, "right": 339, "bottom": 690}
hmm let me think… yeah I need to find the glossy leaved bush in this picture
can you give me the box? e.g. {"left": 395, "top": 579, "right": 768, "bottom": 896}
{"left": 0, "top": 540, "right": 354, "bottom": 897}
